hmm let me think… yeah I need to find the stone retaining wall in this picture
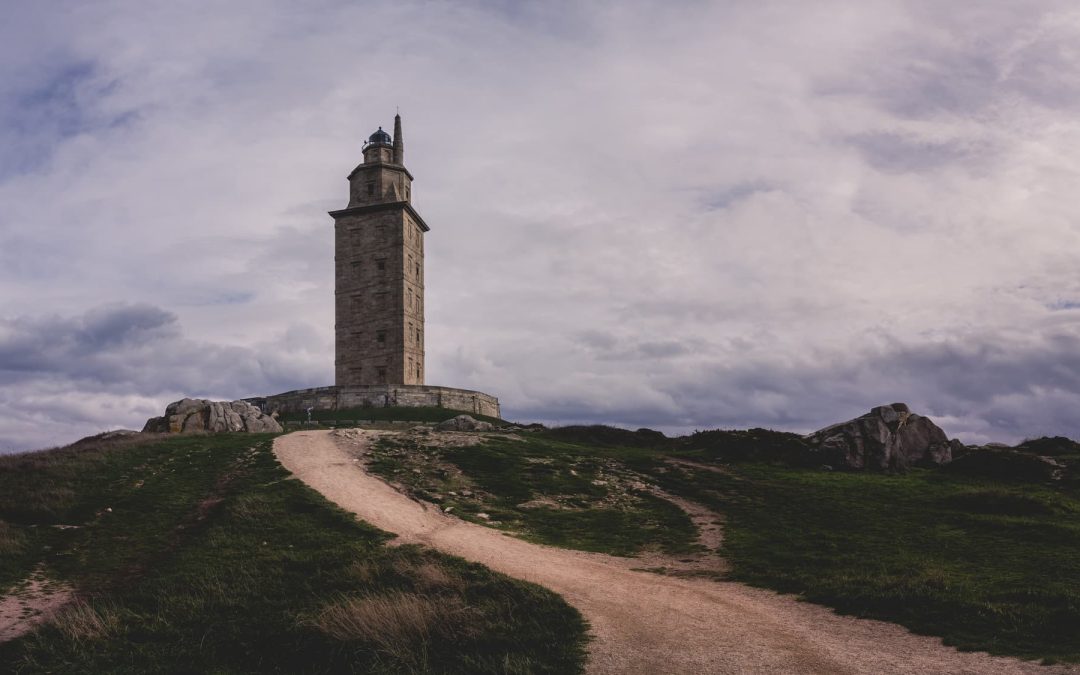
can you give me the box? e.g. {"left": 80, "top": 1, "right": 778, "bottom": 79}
{"left": 247, "top": 384, "right": 500, "bottom": 418}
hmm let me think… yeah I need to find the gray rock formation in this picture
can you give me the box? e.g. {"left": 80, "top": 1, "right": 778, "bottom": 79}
{"left": 806, "top": 403, "right": 958, "bottom": 471}
{"left": 142, "top": 398, "right": 282, "bottom": 435}
{"left": 435, "top": 414, "right": 494, "bottom": 432}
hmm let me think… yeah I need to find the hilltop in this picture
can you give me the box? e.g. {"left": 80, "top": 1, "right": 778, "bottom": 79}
{"left": 0, "top": 407, "right": 1078, "bottom": 673}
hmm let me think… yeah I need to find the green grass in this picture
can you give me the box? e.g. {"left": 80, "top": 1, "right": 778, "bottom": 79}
{"left": 9, "top": 421, "right": 1078, "bottom": 667}
{"left": 0, "top": 433, "right": 587, "bottom": 674}
{"left": 514, "top": 494, "right": 696, "bottom": 556}
{"left": 640, "top": 459, "right": 1080, "bottom": 662}
{"left": 372, "top": 424, "right": 1080, "bottom": 662}
{"left": 369, "top": 433, "right": 698, "bottom": 557}
{"left": 278, "top": 406, "right": 505, "bottom": 427}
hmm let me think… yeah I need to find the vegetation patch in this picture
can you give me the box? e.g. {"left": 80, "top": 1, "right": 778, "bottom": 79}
{"left": 0, "top": 433, "right": 586, "bottom": 674}
{"left": 277, "top": 405, "right": 504, "bottom": 426}
{"left": 640, "top": 460, "right": 1080, "bottom": 663}
{"left": 939, "top": 489, "right": 1060, "bottom": 516}
{"left": 367, "top": 432, "right": 698, "bottom": 557}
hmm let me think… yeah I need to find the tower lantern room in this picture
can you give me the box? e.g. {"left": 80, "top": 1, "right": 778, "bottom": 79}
{"left": 348, "top": 115, "right": 412, "bottom": 208}
{"left": 362, "top": 127, "right": 393, "bottom": 163}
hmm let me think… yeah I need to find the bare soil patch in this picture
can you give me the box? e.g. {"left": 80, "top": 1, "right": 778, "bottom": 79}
{"left": 0, "top": 565, "right": 73, "bottom": 643}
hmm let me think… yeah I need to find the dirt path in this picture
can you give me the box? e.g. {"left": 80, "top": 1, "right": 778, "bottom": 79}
{"left": 0, "top": 565, "right": 72, "bottom": 643}
{"left": 276, "top": 430, "right": 1076, "bottom": 675}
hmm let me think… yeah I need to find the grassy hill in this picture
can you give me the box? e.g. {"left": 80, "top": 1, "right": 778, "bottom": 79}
{"left": 367, "top": 423, "right": 1080, "bottom": 665}
{"left": 2, "top": 412, "right": 1078, "bottom": 670}
{"left": 0, "top": 431, "right": 585, "bottom": 674}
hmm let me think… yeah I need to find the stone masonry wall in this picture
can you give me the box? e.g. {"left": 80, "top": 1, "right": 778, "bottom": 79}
{"left": 249, "top": 384, "right": 500, "bottom": 419}
{"left": 334, "top": 206, "right": 424, "bottom": 386}
{"left": 333, "top": 130, "right": 424, "bottom": 388}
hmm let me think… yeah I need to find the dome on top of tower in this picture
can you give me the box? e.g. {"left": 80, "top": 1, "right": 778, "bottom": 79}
{"left": 368, "top": 127, "right": 392, "bottom": 145}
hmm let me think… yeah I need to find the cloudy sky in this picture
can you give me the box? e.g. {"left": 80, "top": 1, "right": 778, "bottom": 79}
{"left": 3, "top": 0, "right": 1080, "bottom": 451}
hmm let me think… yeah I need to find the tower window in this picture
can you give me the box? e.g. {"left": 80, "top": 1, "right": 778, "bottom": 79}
{"left": 376, "top": 367, "right": 387, "bottom": 384}
{"left": 416, "top": 328, "right": 421, "bottom": 343}
{"left": 376, "top": 258, "right": 386, "bottom": 272}
{"left": 376, "top": 330, "right": 386, "bottom": 344}
{"left": 366, "top": 181, "right": 375, "bottom": 196}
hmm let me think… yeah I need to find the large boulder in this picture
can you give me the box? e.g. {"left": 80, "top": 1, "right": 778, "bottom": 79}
{"left": 142, "top": 398, "right": 282, "bottom": 435}
{"left": 806, "top": 403, "right": 958, "bottom": 471}
{"left": 435, "top": 415, "right": 494, "bottom": 432}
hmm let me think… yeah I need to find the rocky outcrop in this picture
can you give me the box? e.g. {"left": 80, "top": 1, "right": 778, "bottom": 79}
{"left": 806, "top": 403, "right": 958, "bottom": 471}
{"left": 142, "top": 398, "right": 282, "bottom": 435}
{"left": 435, "top": 415, "right": 494, "bottom": 432}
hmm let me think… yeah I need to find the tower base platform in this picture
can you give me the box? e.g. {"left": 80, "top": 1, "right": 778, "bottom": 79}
{"left": 247, "top": 385, "right": 500, "bottom": 419}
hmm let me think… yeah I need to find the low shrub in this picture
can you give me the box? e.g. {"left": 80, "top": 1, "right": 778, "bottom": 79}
{"left": 542, "top": 425, "right": 667, "bottom": 448}
{"left": 940, "top": 490, "right": 1057, "bottom": 516}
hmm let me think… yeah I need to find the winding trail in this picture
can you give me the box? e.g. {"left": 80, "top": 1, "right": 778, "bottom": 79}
{"left": 275, "top": 430, "right": 1076, "bottom": 675}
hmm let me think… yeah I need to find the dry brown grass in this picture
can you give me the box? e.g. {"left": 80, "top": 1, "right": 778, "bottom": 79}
{"left": 314, "top": 591, "right": 473, "bottom": 667}
{"left": 346, "top": 560, "right": 379, "bottom": 584}
{"left": 50, "top": 599, "right": 119, "bottom": 642}
{"left": 398, "top": 559, "right": 466, "bottom": 593}
{"left": 349, "top": 556, "right": 466, "bottom": 594}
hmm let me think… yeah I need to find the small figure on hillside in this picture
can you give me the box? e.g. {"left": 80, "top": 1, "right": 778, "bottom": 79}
{"left": 306, "top": 407, "right": 314, "bottom": 423}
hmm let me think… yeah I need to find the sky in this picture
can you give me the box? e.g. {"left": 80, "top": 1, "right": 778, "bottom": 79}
{"left": 3, "top": 0, "right": 1080, "bottom": 452}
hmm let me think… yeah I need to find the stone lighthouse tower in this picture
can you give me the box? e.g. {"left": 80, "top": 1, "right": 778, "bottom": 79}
{"left": 330, "top": 114, "right": 428, "bottom": 386}
{"left": 250, "top": 115, "right": 501, "bottom": 418}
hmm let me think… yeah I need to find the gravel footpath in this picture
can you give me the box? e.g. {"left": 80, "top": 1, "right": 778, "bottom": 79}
{"left": 275, "top": 429, "right": 1077, "bottom": 675}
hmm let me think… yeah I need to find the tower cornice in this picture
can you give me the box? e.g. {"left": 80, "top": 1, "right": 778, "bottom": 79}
{"left": 328, "top": 201, "right": 430, "bottom": 231}
{"left": 346, "top": 163, "right": 414, "bottom": 181}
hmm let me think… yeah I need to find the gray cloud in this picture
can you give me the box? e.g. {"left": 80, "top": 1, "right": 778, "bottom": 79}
{"left": 4, "top": 1, "right": 1080, "bottom": 451}
{"left": 0, "top": 304, "right": 328, "bottom": 451}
